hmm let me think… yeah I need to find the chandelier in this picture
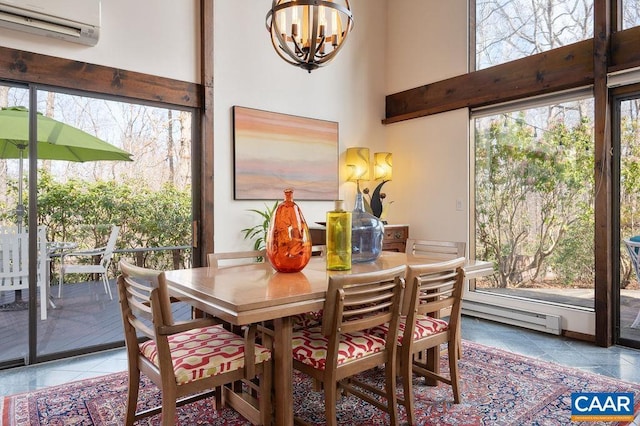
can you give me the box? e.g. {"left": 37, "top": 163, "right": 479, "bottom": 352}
{"left": 266, "top": 0, "right": 354, "bottom": 73}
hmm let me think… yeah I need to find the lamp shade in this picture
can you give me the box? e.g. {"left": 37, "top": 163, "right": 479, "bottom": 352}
{"left": 346, "top": 147, "right": 370, "bottom": 181}
{"left": 374, "top": 152, "right": 392, "bottom": 181}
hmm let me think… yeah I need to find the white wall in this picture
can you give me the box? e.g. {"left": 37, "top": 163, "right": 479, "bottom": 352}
{"left": 386, "top": 0, "right": 468, "bottom": 93}
{"left": 0, "top": 0, "right": 468, "bottom": 249}
{"left": 0, "top": 0, "right": 199, "bottom": 83}
{"left": 0, "top": 0, "right": 388, "bottom": 253}
{"left": 384, "top": 0, "right": 469, "bottom": 243}
{"left": 386, "top": 109, "right": 469, "bottom": 242}
{"left": 213, "top": 0, "right": 388, "bottom": 252}
{"left": 383, "top": 0, "right": 595, "bottom": 335}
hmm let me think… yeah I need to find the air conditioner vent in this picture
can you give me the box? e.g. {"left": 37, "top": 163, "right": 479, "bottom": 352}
{"left": 0, "top": 0, "right": 100, "bottom": 46}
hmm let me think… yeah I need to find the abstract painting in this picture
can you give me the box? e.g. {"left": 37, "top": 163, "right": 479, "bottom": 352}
{"left": 233, "top": 106, "right": 339, "bottom": 200}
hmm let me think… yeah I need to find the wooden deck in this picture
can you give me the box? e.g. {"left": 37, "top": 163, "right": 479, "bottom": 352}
{"left": 0, "top": 279, "right": 192, "bottom": 365}
{"left": 0, "top": 280, "right": 638, "bottom": 366}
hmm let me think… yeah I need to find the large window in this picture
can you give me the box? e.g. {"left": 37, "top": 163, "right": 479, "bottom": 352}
{"left": 474, "top": 0, "right": 594, "bottom": 70}
{"left": 473, "top": 95, "right": 595, "bottom": 309}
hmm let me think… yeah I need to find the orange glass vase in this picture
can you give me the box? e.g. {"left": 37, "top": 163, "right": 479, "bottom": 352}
{"left": 266, "top": 189, "right": 312, "bottom": 272}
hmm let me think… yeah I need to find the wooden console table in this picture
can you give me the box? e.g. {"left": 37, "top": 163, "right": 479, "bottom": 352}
{"left": 309, "top": 224, "right": 409, "bottom": 253}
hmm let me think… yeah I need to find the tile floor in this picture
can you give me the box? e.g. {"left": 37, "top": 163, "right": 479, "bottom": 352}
{"left": 1, "top": 316, "right": 639, "bottom": 399}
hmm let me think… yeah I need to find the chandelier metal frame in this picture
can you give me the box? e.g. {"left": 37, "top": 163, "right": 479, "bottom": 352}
{"left": 266, "top": 0, "right": 354, "bottom": 73}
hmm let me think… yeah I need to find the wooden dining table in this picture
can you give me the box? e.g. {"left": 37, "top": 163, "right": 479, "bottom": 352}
{"left": 164, "top": 251, "right": 493, "bottom": 425}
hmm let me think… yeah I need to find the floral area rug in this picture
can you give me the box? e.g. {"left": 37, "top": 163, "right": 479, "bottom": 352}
{"left": 2, "top": 341, "right": 639, "bottom": 425}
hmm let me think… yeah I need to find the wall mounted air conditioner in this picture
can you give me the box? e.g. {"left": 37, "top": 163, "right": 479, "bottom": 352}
{"left": 0, "top": 0, "right": 100, "bottom": 46}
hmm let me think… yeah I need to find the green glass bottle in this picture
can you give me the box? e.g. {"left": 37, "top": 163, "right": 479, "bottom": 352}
{"left": 326, "top": 200, "right": 352, "bottom": 270}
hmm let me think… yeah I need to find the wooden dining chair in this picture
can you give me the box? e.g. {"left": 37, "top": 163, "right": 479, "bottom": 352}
{"left": 209, "top": 249, "right": 323, "bottom": 331}
{"left": 291, "top": 265, "right": 406, "bottom": 425}
{"left": 207, "top": 249, "right": 267, "bottom": 329}
{"left": 208, "top": 246, "right": 322, "bottom": 267}
{"left": 372, "top": 257, "right": 465, "bottom": 425}
{"left": 117, "top": 260, "right": 272, "bottom": 426}
{"left": 311, "top": 244, "right": 326, "bottom": 257}
{"left": 405, "top": 238, "right": 466, "bottom": 261}
{"left": 207, "top": 249, "right": 266, "bottom": 268}
{"left": 405, "top": 238, "right": 466, "bottom": 359}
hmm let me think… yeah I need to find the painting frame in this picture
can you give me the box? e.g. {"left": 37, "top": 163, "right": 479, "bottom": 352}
{"left": 233, "top": 106, "right": 339, "bottom": 201}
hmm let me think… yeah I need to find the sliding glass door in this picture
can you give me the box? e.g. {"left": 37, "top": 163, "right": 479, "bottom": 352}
{"left": 0, "top": 81, "right": 196, "bottom": 366}
{"left": 616, "top": 91, "right": 640, "bottom": 349}
{"left": 0, "top": 84, "right": 31, "bottom": 367}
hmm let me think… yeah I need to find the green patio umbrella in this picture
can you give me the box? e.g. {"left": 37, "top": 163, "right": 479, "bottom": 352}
{"left": 0, "top": 106, "right": 133, "bottom": 162}
{"left": 0, "top": 106, "right": 132, "bottom": 309}
{"left": 0, "top": 106, "right": 133, "bottom": 226}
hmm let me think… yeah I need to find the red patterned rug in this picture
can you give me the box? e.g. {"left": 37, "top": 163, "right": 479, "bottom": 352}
{"left": 2, "top": 341, "right": 639, "bottom": 425}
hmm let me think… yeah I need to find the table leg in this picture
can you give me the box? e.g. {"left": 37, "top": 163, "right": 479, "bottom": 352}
{"left": 273, "top": 316, "right": 293, "bottom": 426}
{"left": 425, "top": 347, "right": 440, "bottom": 386}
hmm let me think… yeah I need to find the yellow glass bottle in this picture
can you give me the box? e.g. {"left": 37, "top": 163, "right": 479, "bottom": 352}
{"left": 326, "top": 200, "right": 352, "bottom": 270}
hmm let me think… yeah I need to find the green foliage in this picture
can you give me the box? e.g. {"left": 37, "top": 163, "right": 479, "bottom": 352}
{"left": 549, "top": 211, "right": 594, "bottom": 285}
{"left": 2, "top": 169, "right": 192, "bottom": 274}
{"left": 475, "top": 112, "right": 594, "bottom": 288}
{"left": 241, "top": 201, "right": 278, "bottom": 251}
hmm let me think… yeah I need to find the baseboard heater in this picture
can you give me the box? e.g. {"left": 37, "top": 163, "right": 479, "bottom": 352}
{"left": 462, "top": 300, "right": 562, "bottom": 335}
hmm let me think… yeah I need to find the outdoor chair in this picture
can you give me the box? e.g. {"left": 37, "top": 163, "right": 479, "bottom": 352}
{"left": 117, "top": 260, "right": 273, "bottom": 426}
{"left": 622, "top": 239, "right": 640, "bottom": 328}
{"left": 291, "top": 265, "right": 406, "bottom": 426}
{"left": 0, "top": 225, "right": 48, "bottom": 320}
{"left": 58, "top": 224, "right": 120, "bottom": 300}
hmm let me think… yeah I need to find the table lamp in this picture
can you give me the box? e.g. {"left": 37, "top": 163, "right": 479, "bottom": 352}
{"left": 370, "top": 152, "right": 392, "bottom": 218}
{"left": 345, "top": 147, "right": 371, "bottom": 193}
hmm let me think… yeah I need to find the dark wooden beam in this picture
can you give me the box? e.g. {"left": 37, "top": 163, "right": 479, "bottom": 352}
{"left": 0, "top": 46, "right": 200, "bottom": 108}
{"left": 593, "top": 0, "right": 613, "bottom": 347}
{"left": 384, "top": 40, "right": 594, "bottom": 124}
{"left": 384, "top": 26, "right": 640, "bottom": 125}
{"left": 610, "top": 26, "right": 640, "bottom": 73}
{"left": 200, "top": 0, "right": 215, "bottom": 266}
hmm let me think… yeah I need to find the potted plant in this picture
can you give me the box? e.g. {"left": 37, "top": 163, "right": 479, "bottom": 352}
{"left": 241, "top": 201, "right": 278, "bottom": 251}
